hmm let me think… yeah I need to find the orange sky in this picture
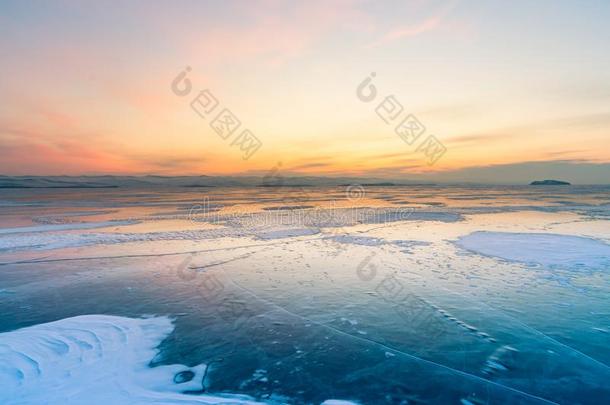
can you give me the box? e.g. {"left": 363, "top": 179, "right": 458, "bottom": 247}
{"left": 1, "top": 0, "right": 609, "bottom": 180}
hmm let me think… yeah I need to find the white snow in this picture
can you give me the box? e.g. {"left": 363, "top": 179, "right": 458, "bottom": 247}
{"left": 456, "top": 231, "right": 610, "bottom": 269}
{"left": 0, "top": 315, "right": 262, "bottom": 405}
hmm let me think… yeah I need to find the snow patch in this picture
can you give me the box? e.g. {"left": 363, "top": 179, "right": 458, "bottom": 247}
{"left": 0, "top": 315, "right": 262, "bottom": 404}
{"left": 456, "top": 231, "right": 610, "bottom": 270}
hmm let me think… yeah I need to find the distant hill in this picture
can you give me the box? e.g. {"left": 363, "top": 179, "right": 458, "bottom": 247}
{"left": 530, "top": 180, "right": 571, "bottom": 185}
{"left": 0, "top": 175, "right": 432, "bottom": 189}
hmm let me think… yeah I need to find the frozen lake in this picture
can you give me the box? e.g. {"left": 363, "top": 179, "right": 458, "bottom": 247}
{"left": 1, "top": 185, "right": 609, "bottom": 404}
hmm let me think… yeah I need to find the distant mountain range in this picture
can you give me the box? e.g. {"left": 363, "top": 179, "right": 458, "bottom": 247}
{"left": 0, "top": 175, "right": 437, "bottom": 188}
{"left": 2, "top": 164, "right": 609, "bottom": 188}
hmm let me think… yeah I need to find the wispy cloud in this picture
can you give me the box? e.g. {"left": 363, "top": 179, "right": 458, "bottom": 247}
{"left": 287, "top": 162, "right": 333, "bottom": 171}
{"left": 367, "top": 1, "right": 458, "bottom": 48}
{"left": 445, "top": 132, "right": 518, "bottom": 146}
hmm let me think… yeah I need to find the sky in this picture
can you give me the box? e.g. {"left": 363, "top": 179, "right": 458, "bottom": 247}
{"left": 1, "top": 0, "right": 609, "bottom": 183}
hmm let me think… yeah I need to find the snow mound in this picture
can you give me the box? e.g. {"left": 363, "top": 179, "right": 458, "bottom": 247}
{"left": 0, "top": 315, "right": 262, "bottom": 404}
{"left": 456, "top": 231, "right": 610, "bottom": 269}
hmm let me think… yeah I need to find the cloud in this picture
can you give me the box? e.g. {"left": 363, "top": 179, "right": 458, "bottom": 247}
{"left": 445, "top": 132, "right": 518, "bottom": 146}
{"left": 418, "top": 160, "right": 610, "bottom": 184}
{"left": 445, "top": 110, "right": 610, "bottom": 147}
{"left": 552, "top": 112, "right": 610, "bottom": 129}
{"left": 0, "top": 136, "right": 129, "bottom": 175}
{"left": 287, "top": 162, "right": 333, "bottom": 171}
{"left": 367, "top": 1, "right": 458, "bottom": 48}
{"left": 163, "top": 0, "right": 372, "bottom": 67}
{"left": 371, "top": 16, "right": 442, "bottom": 47}
{"left": 544, "top": 150, "right": 591, "bottom": 158}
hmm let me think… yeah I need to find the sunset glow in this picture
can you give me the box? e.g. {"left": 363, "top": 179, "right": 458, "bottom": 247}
{"left": 1, "top": 0, "right": 609, "bottom": 182}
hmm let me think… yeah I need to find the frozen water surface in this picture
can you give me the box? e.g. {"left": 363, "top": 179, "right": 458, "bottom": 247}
{"left": 1, "top": 186, "right": 609, "bottom": 404}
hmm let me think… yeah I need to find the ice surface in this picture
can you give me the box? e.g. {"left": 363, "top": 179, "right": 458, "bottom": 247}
{"left": 255, "top": 227, "right": 320, "bottom": 240}
{"left": 0, "top": 315, "right": 360, "bottom": 405}
{"left": 0, "top": 220, "right": 136, "bottom": 235}
{"left": 329, "top": 235, "right": 385, "bottom": 246}
{"left": 456, "top": 231, "right": 610, "bottom": 269}
{"left": 2, "top": 186, "right": 610, "bottom": 403}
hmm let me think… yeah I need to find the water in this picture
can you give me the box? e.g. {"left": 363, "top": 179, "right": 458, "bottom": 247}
{"left": 1, "top": 186, "right": 609, "bottom": 404}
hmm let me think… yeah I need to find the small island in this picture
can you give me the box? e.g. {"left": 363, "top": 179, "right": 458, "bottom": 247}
{"left": 530, "top": 179, "right": 571, "bottom": 186}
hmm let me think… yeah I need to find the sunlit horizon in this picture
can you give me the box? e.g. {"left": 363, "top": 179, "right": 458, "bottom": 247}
{"left": 1, "top": 0, "right": 609, "bottom": 183}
